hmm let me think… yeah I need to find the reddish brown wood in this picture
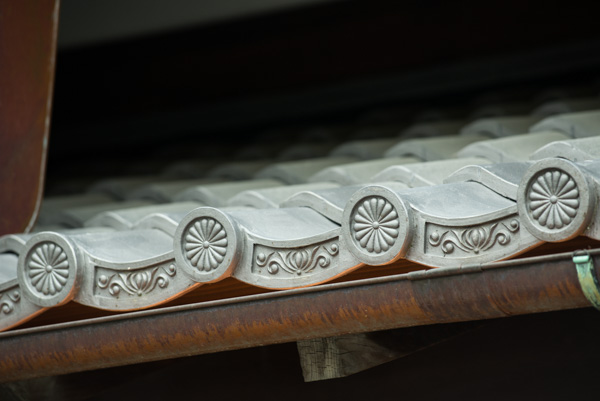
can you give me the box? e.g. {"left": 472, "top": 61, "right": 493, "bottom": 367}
{"left": 0, "top": 0, "right": 59, "bottom": 235}
{"left": 0, "top": 250, "right": 594, "bottom": 382}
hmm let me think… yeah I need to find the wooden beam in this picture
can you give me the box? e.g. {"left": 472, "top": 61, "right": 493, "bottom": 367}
{"left": 0, "top": 0, "right": 59, "bottom": 235}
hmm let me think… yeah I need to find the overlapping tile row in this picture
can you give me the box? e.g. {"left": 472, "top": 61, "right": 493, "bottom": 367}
{"left": 2, "top": 106, "right": 600, "bottom": 331}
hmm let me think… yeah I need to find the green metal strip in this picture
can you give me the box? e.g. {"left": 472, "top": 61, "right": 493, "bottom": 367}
{"left": 573, "top": 252, "right": 600, "bottom": 310}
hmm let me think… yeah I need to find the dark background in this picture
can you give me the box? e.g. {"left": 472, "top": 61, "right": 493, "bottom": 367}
{"left": 48, "top": 0, "right": 600, "bottom": 168}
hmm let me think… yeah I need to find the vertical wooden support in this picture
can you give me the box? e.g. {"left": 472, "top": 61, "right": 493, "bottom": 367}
{"left": 297, "top": 333, "right": 405, "bottom": 382}
{"left": 0, "top": 0, "right": 60, "bottom": 235}
{"left": 297, "top": 323, "right": 482, "bottom": 382}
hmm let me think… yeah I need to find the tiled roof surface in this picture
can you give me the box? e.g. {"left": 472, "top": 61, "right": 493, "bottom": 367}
{"left": 2, "top": 94, "right": 600, "bottom": 332}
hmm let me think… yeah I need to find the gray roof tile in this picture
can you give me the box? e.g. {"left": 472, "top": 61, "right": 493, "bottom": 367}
{"left": 385, "top": 135, "right": 487, "bottom": 160}
{"left": 175, "top": 179, "right": 284, "bottom": 206}
{"left": 330, "top": 138, "right": 400, "bottom": 160}
{"left": 530, "top": 110, "right": 600, "bottom": 138}
{"left": 228, "top": 182, "right": 339, "bottom": 209}
{"left": 85, "top": 201, "right": 203, "bottom": 230}
{"left": 530, "top": 136, "right": 600, "bottom": 161}
{"left": 460, "top": 115, "right": 540, "bottom": 137}
{"left": 309, "top": 157, "right": 420, "bottom": 186}
{"left": 3, "top": 97, "right": 600, "bottom": 333}
{"left": 456, "top": 131, "right": 569, "bottom": 163}
{"left": 371, "top": 158, "right": 490, "bottom": 187}
{"left": 255, "top": 156, "right": 358, "bottom": 185}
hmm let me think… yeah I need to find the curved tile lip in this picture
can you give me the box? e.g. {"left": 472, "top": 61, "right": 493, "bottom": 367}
{"left": 85, "top": 201, "right": 202, "bottom": 231}
{"left": 396, "top": 182, "right": 515, "bottom": 219}
{"left": 398, "top": 119, "right": 466, "bottom": 139}
{"left": 242, "top": 226, "right": 340, "bottom": 249}
{"left": 456, "top": 131, "right": 569, "bottom": 163}
{"left": 385, "top": 134, "right": 486, "bottom": 161}
{"left": 371, "top": 158, "right": 490, "bottom": 187}
{"left": 530, "top": 137, "right": 600, "bottom": 162}
{"left": 460, "top": 115, "right": 540, "bottom": 138}
{"left": 281, "top": 183, "right": 410, "bottom": 225}
{"left": 530, "top": 110, "right": 600, "bottom": 138}
{"left": 255, "top": 156, "right": 358, "bottom": 185}
{"left": 308, "top": 157, "right": 419, "bottom": 186}
{"left": 0, "top": 234, "right": 29, "bottom": 254}
{"left": 330, "top": 138, "right": 399, "bottom": 159}
{"left": 134, "top": 212, "right": 189, "bottom": 236}
{"left": 281, "top": 185, "right": 368, "bottom": 224}
{"left": 174, "top": 179, "right": 284, "bottom": 206}
{"left": 444, "top": 162, "right": 533, "bottom": 200}
{"left": 228, "top": 182, "right": 340, "bottom": 209}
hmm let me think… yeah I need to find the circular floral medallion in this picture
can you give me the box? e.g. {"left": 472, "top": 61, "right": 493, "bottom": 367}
{"left": 184, "top": 218, "right": 228, "bottom": 271}
{"left": 353, "top": 197, "right": 400, "bottom": 254}
{"left": 528, "top": 169, "right": 579, "bottom": 229}
{"left": 26, "top": 242, "right": 70, "bottom": 296}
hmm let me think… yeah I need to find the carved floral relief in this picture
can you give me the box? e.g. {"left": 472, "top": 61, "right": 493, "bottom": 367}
{"left": 253, "top": 240, "right": 339, "bottom": 276}
{"left": 26, "top": 242, "right": 69, "bottom": 296}
{"left": 427, "top": 218, "right": 520, "bottom": 256}
{"left": 352, "top": 197, "right": 399, "bottom": 254}
{"left": 96, "top": 263, "right": 176, "bottom": 297}
{"left": 184, "top": 218, "right": 228, "bottom": 271}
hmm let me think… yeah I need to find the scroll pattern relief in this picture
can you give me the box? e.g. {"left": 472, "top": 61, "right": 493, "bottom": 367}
{"left": 253, "top": 239, "right": 339, "bottom": 277}
{"left": 95, "top": 263, "right": 176, "bottom": 297}
{"left": 426, "top": 218, "right": 520, "bottom": 256}
{"left": 0, "top": 288, "right": 20, "bottom": 316}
